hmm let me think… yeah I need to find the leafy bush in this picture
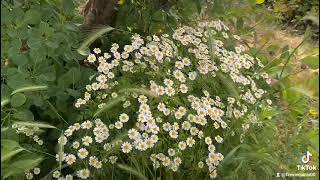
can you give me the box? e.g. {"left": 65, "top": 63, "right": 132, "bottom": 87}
{"left": 266, "top": 0, "right": 319, "bottom": 38}
{"left": 1, "top": 0, "right": 318, "bottom": 179}
{"left": 1, "top": 0, "right": 94, "bottom": 179}
{"left": 52, "top": 19, "right": 279, "bottom": 179}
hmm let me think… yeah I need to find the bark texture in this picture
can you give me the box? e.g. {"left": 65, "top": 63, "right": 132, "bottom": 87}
{"left": 82, "top": 0, "right": 118, "bottom": 29}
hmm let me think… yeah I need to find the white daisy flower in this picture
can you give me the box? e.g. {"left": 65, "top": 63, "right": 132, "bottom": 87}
{"left": 77, "top": 169, "right": 90, "bottom": 179}
{"left": 121, "top": 142, "right": 133, "bottom": 153}
{"left": 77, "top": 148, "right": 89, "bottom": 159}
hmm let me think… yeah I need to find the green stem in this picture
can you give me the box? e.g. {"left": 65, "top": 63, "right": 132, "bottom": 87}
{"left": 279, "top": 38, "right": 307, "bottom": 79}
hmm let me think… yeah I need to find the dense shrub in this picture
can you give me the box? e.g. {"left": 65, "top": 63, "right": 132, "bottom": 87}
{"left": 1, "top": 0, "right": 94, "bottom": 179}
{"left": 1, "top": 0, "right": 318, "bottom": 179}
{"left": 266, "top": 0, "right": 319, "bottom": 38}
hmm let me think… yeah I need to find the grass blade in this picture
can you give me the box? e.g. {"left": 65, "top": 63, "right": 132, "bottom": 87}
{"left": 93, "top": 95, "right": 125, "bottom": 118}
{"left": 117, "top": 164, "right": 148, "bottom": 180}
{"left": 216, "top": 72, "right": 239, "bottom": 98}
{"left": 11, "top": 85, "right": 48, "bottom": 95}
{"left": 1, "top": 98, "right": 10, "bottom": 107}
{"left": 77, "top": 26, "right": 114, "bottom": 56}
{"left": 46, "top": 100, "right": 68, "bottom": 124}
{"left": 119, "top": 88, "right": 158, "bottom": 97}
{"left": 13, "top": 121, "right": 57, "bottom": 129}
{"left": 1, "top": 148, "right": 24, "bottom": 162}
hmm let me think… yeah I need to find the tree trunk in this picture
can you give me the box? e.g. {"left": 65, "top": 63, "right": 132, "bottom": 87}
{"left": 82, "top": 0, "right": 119, "bottom": 29}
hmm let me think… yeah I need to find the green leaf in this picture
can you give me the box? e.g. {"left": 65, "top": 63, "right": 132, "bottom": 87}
{"left": 77, "top": 26, "right": 114, "bottom": 56}
{"left": 10, "top": 93, "right": 26, "bottom": 107}
{"left": 13, "top": 110, "right": 34, "bottom": 121}
{"left": 12, "top": 121, "right": 57, "bottom": 129}
{"left": 24, "top": 9, "right": 41, "bottom": 24}
{"left": 11, "top": 85, "right": 48, "bottom": 95}
{"left": 27, "top": 35, "right": 42, "bottom": 49}
{"left": 6, "top": 72, "right": 32, "bottom": 89}
{"left": 301, "top": 55, "right": 319, "bottom": 69}
{"left": 11, "top": 54, "right": 28, "bottom": 66}
{"left": 256, "top": 0, "right": 265, "bottom": 4}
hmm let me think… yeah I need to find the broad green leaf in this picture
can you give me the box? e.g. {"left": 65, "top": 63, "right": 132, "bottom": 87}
{"left": 11, "top": 54, "right": 28, "bottom": 66}
{"left": 13, "top": 110, "right": 34, "bottom": 121}
{"left": 24, "top": 9, "right": 41, "bottom": 24}
{"left": 10, "top": 93, "right": 26, "bottom": 107}
{"left": 11, "top": 85, "right": 48, "bottom": 95}
{"left": 27, "top": 35, "right": 42, "bottom": 49}
{"left": 6, "top": 73, "right": 32, "bottom": 89}
{"left": 13, "top": 121, "right": 56, "bottom": 129}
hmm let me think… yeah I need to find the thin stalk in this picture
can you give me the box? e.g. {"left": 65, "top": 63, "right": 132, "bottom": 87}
{"left": 279, "top": 38, "right": 308, "bottom": 79}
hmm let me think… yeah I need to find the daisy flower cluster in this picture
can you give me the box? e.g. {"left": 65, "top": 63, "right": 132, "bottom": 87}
{"left": 57, "top": 19, "right": 273, "bottom": 179}
{"left": 25, "top": 168, "right": 40, "bottom": 180}
{"left": 11, "top": 124, "right": 44, "bottom": 145}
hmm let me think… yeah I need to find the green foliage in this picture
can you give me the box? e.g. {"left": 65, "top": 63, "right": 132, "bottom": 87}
{"left": 266, "top": 0, "right": 319, "bottom": 38}
{"left": 1, "top": 0, "right": 91, "bottom": 178}
{"left": 1, "top": 0, "right": 318, "bottom": 179}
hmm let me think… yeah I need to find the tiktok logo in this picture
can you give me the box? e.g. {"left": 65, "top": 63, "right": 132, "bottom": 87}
{"left": 301, "top": 151, "right": 312, "bottom": 164}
